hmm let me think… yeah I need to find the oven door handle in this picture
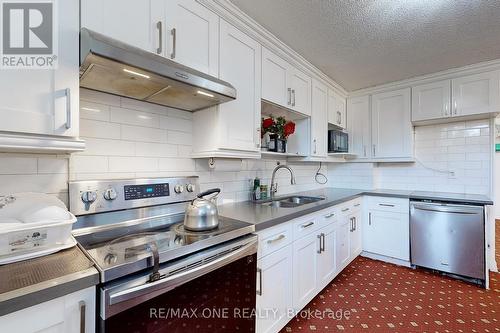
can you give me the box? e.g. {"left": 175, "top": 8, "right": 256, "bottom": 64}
{"left": 108, "top": 239, "right": 257, "bottom": 306}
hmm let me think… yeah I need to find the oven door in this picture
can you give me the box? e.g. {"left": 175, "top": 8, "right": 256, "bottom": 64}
{"left": 100, "top": 235, "right": 257, "bottom": 333}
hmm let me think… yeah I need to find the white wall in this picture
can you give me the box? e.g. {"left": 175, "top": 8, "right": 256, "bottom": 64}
{"left": 329, "top": 119, "right": 492, "bottom": 196}
{"left": 0, "top": 89, "right": 330, "bottom": 206}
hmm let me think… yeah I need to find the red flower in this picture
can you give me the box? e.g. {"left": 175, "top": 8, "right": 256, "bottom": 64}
{"left": 262, "top": 118, "right": 274, "bottom": 129}
{"left": 284, "top": 121, "right": 295, "bottom": 138}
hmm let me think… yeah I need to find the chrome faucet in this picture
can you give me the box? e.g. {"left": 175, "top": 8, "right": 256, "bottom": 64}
{"left": 270, "top": 164, "right": 296, "bottom": 200}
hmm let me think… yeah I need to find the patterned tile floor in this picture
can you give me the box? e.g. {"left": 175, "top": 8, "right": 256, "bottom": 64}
{"left": 280, "top": 221, "right": 500, "bottom": 333}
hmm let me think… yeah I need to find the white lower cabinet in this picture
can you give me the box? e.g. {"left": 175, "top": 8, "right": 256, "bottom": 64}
{"left": 256, "top": 200, "right": 362, "bottom": 333}
{"left": 256, "top": 245, "right": 293, "bottom": 333}
{"left": 316, "top": 222, "right": 337, "bottom": 290}
{"left": 0, "top": 286, "right": 95, "bottom": 333}
{"left": 335, "top": 218, "right": 351, "bottom": 271}
{"left": 348, "top": 210, "right": 363, "bottom": 257}
{"left": 292, "top": 232, "right": 320, "bottom": 310}
{"left": 363, "top": 197, "right": 410, "bottom": 261}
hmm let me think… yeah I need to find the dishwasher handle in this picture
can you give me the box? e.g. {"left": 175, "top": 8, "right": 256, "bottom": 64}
{"left": 411, "top": 203, "right": 483, "bottom": 215}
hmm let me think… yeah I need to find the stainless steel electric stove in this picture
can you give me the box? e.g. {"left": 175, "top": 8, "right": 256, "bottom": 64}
{"left": 69, "top": 177, "right": 257, "bottom": 332}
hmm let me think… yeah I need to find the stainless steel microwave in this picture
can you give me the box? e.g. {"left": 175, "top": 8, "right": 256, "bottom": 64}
{"left": 328, "top": 129, "right": 348, "bottom": 153}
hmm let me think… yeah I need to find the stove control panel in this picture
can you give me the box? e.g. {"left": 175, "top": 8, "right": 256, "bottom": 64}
{"left": 69, "top": 177, "right": 199, "bottom": 216}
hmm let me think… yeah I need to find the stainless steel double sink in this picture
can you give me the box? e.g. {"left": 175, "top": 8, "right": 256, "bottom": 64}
{"left": 258, "top": 195, "right": 325, "bottom": 208}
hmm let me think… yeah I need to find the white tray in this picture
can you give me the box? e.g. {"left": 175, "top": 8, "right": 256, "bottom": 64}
{"left": 0, "top": 236, "right": 77, "bottom": 265}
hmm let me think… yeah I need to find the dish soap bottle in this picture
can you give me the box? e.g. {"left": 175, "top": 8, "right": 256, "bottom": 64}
{"left": 253, "top": 177, "right": 261, "bottom": 201}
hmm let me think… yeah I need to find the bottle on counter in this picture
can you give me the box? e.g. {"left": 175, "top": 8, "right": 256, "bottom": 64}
{"left": 260, "top": 184, "right": 268, "bottom": 200}
{"left": 253, "top": 177, "right": 261, "bottom": 201}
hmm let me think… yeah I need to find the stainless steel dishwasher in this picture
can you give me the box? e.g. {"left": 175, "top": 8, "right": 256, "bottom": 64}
{"left": 410, "top": 200, "right": 485, "bottom": 281}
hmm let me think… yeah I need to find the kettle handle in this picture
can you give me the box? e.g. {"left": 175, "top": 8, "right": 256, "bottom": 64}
{"left": 197, "top": 188, "right": 221, "bottom": 199}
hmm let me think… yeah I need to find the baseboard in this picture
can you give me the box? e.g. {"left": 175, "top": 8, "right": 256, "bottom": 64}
{"left": 361, "top": 251, "right": 411, "bottom": 267}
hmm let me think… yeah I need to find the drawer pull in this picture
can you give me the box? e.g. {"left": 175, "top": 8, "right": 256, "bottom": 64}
{"left": 325, "top": 213, "right": 335, "bottom": 219}
{"left": 301, "top": 221, "right": 314, "bottom": 228}
{"left": 341, "top": 208, "right": 349, "bottom": 212}
{"left": 267, "top": 234, "right": 285, "bottom": 244}
{"left": 379, "top": 203, "right": 395, "bottom": 207}
{"left": 256, "top": 268, "right": 262, "bottom": 296}
{"left": 354, "top": 203, "right": 360, "bottom": 207}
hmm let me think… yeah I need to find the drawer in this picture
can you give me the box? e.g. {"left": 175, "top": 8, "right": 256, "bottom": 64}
{"left": 257, "top": 223, "right": 293, "bottom": 258}
{"left": 367, "top": 196, "right": 409, "bottom": 214}
{"left": 338, "top": 198, "right": 362, "bottom": 216}
{"left": 318, "top": 206, "right": 338, "bottom": 228}
{"left": 293, "top": 215, "right": 322, "bottom": 240}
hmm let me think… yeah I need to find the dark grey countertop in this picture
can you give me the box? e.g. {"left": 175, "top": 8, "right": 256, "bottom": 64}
{"left": 219, "top": 188, "right": 492, "bottom": 231}
{"left": 0, "top": 245, "right": 99, "bottom": 316}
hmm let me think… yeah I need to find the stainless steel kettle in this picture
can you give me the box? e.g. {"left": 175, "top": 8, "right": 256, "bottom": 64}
{"left": 183, "top": 188, "right": 220, "bottom": 231}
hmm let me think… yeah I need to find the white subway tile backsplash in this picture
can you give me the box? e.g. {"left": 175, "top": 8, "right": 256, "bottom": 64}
{"left": 110, "top": 106, "right": 160, "bottom": 128}
{"left": 0, "top": 156, "right": 37, "bottom": 174}
{"left": 121, "top": 124, "right": 167, "bottom": 143}
{"left": 80, "top": 119, "right": 121, "bottom": 139}
{"left": 71, "top": 155, "right": 108, "bottom": 174}
{"left": 167, "top": 130, "right": 192, "bottom": 145}
{"left": 37, "top": 157, "right": 68, "bottom": 174}
{"left": 135, "top": 142, "right": 177, "bottom": 157}
{"left": 80, "top": 100, "right": 110, "bottom": 121}
{"left": 109, "top": 156, "right": 159, "bottom": 173}
{"left": 159, "top": 116, "right": 192, "bottom": 133}
{"left": 81, "top": 138, "right": 136, "bottom": 156}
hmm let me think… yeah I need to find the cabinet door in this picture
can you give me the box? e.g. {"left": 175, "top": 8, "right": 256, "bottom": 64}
{"left": 256, "top": 245, "right": 293, "bottom": 333}
{"left": 165, "top": 0, "right": 219, "bottom": 76}
{"left": 335, "top": 219, "right": 350, "bottom": 271}
{"left": 349, "top": 211, "right": 362, "bottom": 258}
{"left": 81, "top": 0, "right": 163, "bottom": 54}
{"left": 347, "top": 95, "right": 370, "bottom": 158}
{"left": 292, "top": 232, "right": 319, "bottom": 310}
{"left": 317, "top": 223, "right": 336, "bottom": 291}
{"left": 0, "top": 0, "right": 79, "bottom": 137}
{"left": 0, "top": 286, "right": 95, "bottom": 333}
{"left": 262, "top": 47, "right": 289, "bottom": 108}
{"left": 289, "top": 68, "right": 312, "bottom": 116}
{"left": 452, "top": 71, "right": 500, "bottom": 117}
{"left": 328, "top": 90, "right": 347, "bottom": 129}
{"left": 364, "top": 211, "right": 410, "bottom": 261}
{"left": 311, "top": 79, "right": 328, "bottom": 157}
{"left": 412, "top": 80, "right": 451, "bottom": 122}
{"left": 218, "top": 20, "right": 261, "bottom": 152}
{"left": 371, "top": 88, "right": 413, "bottom": 159}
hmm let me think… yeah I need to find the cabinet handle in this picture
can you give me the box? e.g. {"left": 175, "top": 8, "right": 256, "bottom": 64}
{"left": 170, "top": 28, "right": 177, "bottom": 59}
{"left": 349, "top": 217, "right": 353, "bottom": 232}
{"left": 337, "top": 111, "right": 341, "bottom": 124}
{"left": 453, "top": 100, "right": 458, "bottom": 115}
{"left": 313, "top": 139, "right": 317, "bottom": 154}
{"left": 267, "top": 234, "right": 285, "bottom": 244}
{"left": 368, "top": 212, "right": 371, "bottom": 226}
{"left": 321, "top": 233, "right": 325, "bottom": 252}
{"left": 317, "top": 234, "right": 322, "bottom": 254}
{"left": 325, "top": 213, "right": 335, "bottom": 219}
{"left": 354, "top": 203, "right": 360, "bottom": 207}
{"left": 287, "top": 88, "right": 292, "bottom": 105}
{"left": 363, "top": 145, "right": 367, "bottom": 157}
{"left": 79, "top": 301, "right": 86, "bottom": 333}
{"left": 341, "top": 208, "right": 349, "bottom": 212}
{"left": 156, "top": 21, "right": 162, "bottom": 54}
{"left": 64, "top": 88, "right": 71, "bottom": 129}
{"left": 292, "top": 89, "right": 296, "bottom": 106}
{"left": 372, "top": 144, "right": 376, "bottom": 156}
{"left": 301, "top": 221, "right": 314, "bottom": 229}
{"left": 444, "top": 103, "right": 449, "bottom": 116}
{"left": 353, "top": 217, "right": 356, "bottom": 231}
{"left": 379, "top": 203, "right": 395, "bottom": 207}
{"left": 256, "top": 268, "right": 262, "bottom": 296}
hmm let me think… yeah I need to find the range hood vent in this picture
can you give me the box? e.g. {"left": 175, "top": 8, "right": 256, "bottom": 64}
{"left": 79, "top": 28, "right": 236, "bottom": 111}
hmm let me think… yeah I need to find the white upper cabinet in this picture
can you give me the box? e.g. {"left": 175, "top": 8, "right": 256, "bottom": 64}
{"left": 165, "top": 0, "right": 219, "bottom": 76}
{"left": 371, "top": 88, "right": 413, "bottom": 159}
{"left": 412, "top": 80, "right": 451, "bottom": 122}
{"left": 328, "top": 89, "right": 347, "bottom": 129}
{"left": 261, "top": 47, "right": 311, "bottom": 116}
{"left": 217, "top": 20, "right": 261, "bottom": 152}
{"left": 412, "top": 70, "right": 500, "bottom": 124}
{"left": 289, "top": 68, "right": 312, "bottom": 116}
{"left": 452, "top": 71, "right": 500, "bottom": 117}
{"left": 262, "top": 47, "right": 289, "bottom": 107}
{"left": 81, "top": 0, "right": 163, "bottom": 54}
{"left": 310, "top": 79, "right": 328, "bottom": 157}
{"left": 347, "top": 95, "right": 371, "bottom": 159}
{"left": 0, "top": 0, "right": 80, "bottom": 139}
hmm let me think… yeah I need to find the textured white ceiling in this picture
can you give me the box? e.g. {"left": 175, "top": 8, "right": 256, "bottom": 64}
{"left": 230, "top": 0, "right": 500, "bottom": 91}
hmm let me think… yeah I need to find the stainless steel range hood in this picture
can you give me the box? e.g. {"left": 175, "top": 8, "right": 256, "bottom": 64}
{"left": 79, "top": 28, "right": 236, "bottom": 111}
